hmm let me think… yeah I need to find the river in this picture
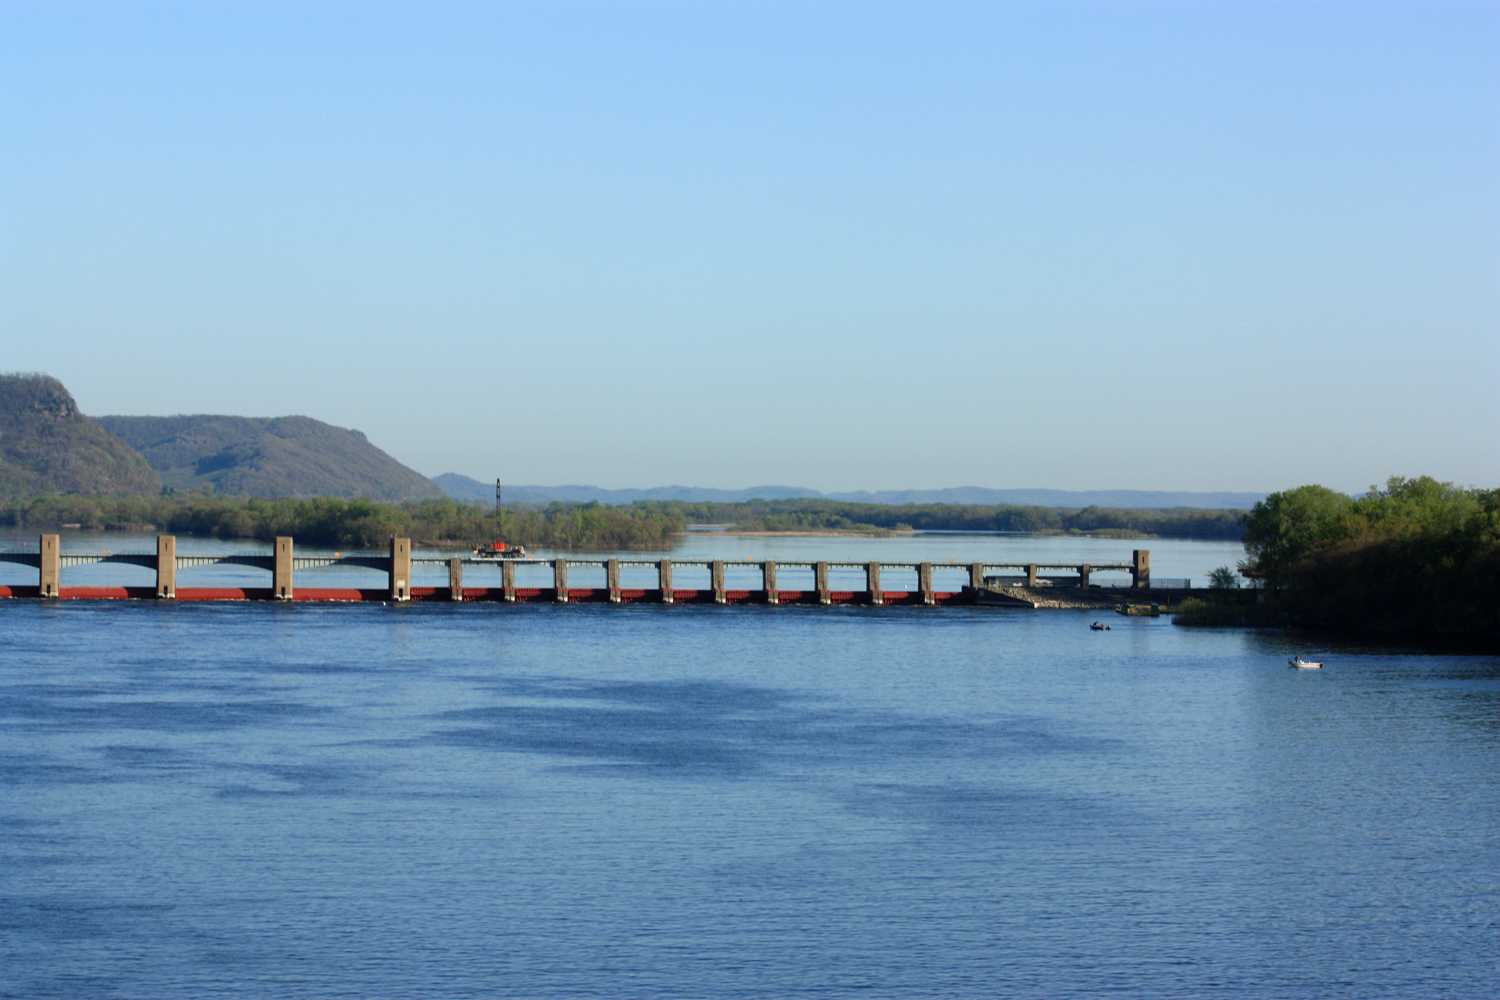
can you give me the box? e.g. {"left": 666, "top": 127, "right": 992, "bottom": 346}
{"left": 1, "top": 534, "right": 1495, "bottom": 997}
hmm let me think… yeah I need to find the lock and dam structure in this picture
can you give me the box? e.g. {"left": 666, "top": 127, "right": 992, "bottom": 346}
{"left": 0, "top": 535, "right": 1159, "bottom": 606}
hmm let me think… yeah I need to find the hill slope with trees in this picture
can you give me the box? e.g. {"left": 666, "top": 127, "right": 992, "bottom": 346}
{"left": 96, "top": 414, "right": 443, "bottom": 502}
{"left": 0, "top": 373, "right": 161, "bottom": 495}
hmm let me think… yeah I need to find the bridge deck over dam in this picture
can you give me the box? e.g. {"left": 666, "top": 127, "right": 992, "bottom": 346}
{"left": 1, "top": 535, "right": 1157, "bottom": 606}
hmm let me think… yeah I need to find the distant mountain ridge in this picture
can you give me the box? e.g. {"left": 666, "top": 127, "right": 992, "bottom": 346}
{"left": 434, "top": 474, "right": 1264, "bottom": 510}
{"left": 3, "top": 369, "right": 1264, "bottom": 508}
{"left": 433, "top": 475, "right": 823, "bottom": 506}
{"left": 98, "top": 414, "right": 443, "bottom": 502}
{"left": 824, "top": 487, "right": 1265, "bottom": 509}
{"left": 0, "top": 373, "right": 162, "bottom": 495}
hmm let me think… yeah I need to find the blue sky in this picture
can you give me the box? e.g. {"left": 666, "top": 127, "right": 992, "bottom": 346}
{"left": 3, "top": 1, "right": 1496, "bottom": 494}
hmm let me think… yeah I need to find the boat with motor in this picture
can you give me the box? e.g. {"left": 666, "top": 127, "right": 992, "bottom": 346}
{"left": 1288, "top": 656, "right": 1323, "bottom": 669}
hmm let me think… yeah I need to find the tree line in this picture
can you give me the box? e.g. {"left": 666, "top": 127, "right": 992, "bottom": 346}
{"left": 0, "top": 491, "right": 1246, "bottom": 547}
{"left": 1235, "top": 476, "right": 1499, "bottom": 634}
{"left": 0, "top": 494, "right": 683, "bottom": 550}
{"left": 629, "top": 498, "right": 1246, "bottom": 538}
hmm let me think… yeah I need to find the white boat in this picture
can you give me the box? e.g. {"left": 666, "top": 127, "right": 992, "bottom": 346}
{"left": 1288, "top": 656, "right": 1323, "bottom": 669}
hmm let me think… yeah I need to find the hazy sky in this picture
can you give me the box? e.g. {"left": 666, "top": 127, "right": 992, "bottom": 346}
{"left": 3, "top": 1, "right": 1496, "bottom": 494}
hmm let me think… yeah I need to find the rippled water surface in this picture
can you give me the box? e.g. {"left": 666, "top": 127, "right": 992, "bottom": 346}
{"left": 1, "top": 600, "right": 1495, "bottom": 998}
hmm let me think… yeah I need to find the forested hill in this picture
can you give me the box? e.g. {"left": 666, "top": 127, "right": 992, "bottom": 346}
{"left": 0, "top": 373, "right": 161, "bottom": 495}
{"left": 96, "top": 414, "right": 443, "bottom": 502}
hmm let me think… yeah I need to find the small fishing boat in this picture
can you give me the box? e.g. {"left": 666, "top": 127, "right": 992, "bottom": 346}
{"left": 1089, "top": 621, "right": 1110, "bottom": 631}
{"left": 1288, "top": 656, "right": 1323, "bottom": 669}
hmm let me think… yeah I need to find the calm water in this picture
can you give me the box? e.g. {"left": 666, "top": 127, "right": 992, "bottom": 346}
{"left": 1, "top": 538, "right": 1497, "bottom": 998}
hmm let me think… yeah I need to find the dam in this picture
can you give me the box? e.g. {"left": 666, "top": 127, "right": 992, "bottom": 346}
{"left": 0, "top": 535, "right": 1157, "bottom": 605}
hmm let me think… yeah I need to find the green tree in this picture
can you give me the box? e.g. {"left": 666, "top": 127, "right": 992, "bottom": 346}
{"left": 1208, "top": 566, "right": 1239, "bottom": 590}
{"left": 1240, "top": 484, "right": 1353, "bottom": 592}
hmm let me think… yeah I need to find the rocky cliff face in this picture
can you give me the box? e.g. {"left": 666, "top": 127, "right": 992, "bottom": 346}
{"left": 0, "top": 374, "right": 163, "bottom": 495}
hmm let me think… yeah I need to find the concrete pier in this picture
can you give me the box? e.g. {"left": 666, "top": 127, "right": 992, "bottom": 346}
{"left": 40, "top": 534, "right": 59, "bottom": 598}
{"left": 157, "top": 535, "right": 176, "bottom": 598}
{"left": 659, "top": 559, "right": 673, "bottom": 604}
{"left": 712, "top": 560, "right": 726, "bottom": 605}
{"left": 919, "top": 562, "right": 934, "bottom": 605}
{"left": 553, "top": 559, "right": 568, "bottom": 603}
{"left": 867, "top": 562, "right": 881, "bottom": 605}
{"left": 1132, "top": 550, "right": 1151, "bottom": 588}
{"left": 607, "top": 558, "right": 621, "bottom": 603}
{"left": 764, "top": 561, "right": 777, "bottom": 605}
{"left": 449, "top": 557, "right": 463, "bottom": 601}
{"left": 501, "top": 560, "right": 516, "bottom": 602}
{"left": 273, "top": 537, "right": 293, "bottom": 600}
{"left": 815, "top": 561, "right": 830, "bottom": 605}
{"left": 390, "top": 537, "right": 411, "bottom": 601}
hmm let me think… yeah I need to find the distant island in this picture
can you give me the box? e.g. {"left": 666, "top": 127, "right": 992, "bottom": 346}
{"left": 566, "top": 497, "right": 1246, "bottom": 540}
